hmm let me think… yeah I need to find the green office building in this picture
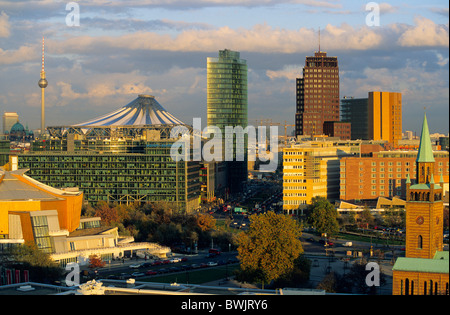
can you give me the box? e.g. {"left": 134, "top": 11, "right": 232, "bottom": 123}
{"left": 207, "top": 49, "right": 248, "bottom": 193}
{"left": 1, "top": 95, "right": 201, "bottom": 213}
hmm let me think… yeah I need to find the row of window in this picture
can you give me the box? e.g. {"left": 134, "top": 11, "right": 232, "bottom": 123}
{"left": 399, "top": 279, "right": 449, "bottom": 295}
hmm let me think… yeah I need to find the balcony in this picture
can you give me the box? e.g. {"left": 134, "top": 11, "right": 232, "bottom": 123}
{"left": 48, "top": 229, "right": 70, "bottom": 237}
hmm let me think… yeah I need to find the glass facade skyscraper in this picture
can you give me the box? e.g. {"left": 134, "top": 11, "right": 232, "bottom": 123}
{"left": 207, "top": 49, "right": 248, "bottom": 193}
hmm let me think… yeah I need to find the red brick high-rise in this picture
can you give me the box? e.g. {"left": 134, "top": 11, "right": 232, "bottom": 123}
{"left": 295, "top": 51, "right": 340, "bottom": 137}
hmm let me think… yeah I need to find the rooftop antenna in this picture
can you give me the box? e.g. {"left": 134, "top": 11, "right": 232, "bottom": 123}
{"left": 318, "top": 27, "right": 321, "bottom": 52}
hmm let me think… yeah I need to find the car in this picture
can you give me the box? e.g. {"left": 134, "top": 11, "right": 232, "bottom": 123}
{"left": 162, "top": 259, "right": 171, "bottom": 264}
{"left": 207, "top": 261, "right": 218, "bottom": 267}
{"left": 170, "top": 258, "right": 181, "bottom": 263}
{"left": 131, "top": 272, "right": 145, "bottom": 278}
{"left": 152, "top": 260, "right": 162, "bottom": 266}
{"left": 191, "top": 264, "right": 200, "bottom": 269}
{"left": 181, "top": 257, "right": 188, "bottom": 262}
{"left": 200, "top": 263, "right": 208, "bottom": 268}
{"left": 129, "top": 263, "right": 142, "bottom": 269}
{"left": 146, "top": 270, "right": 157, "bottom": 275}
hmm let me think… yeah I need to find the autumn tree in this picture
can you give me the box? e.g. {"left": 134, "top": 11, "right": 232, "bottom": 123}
{"left": 94, "top": 201, "right": 118, "bottom": 225}
{"left": 236, "top": 212, "right": 303, "bottom": 286}
{"left": 88, "top": 254, "right": 106, "bottom": 269}
{"left": 306, "top": 196, "right": 339, "bottom": 237}
{"left": 197, "top": 213, "right": 216, "bottom": 232}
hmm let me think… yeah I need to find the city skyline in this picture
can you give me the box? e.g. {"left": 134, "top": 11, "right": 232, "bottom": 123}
{"left": 0, "top": 0, "right": 448, "bottom": 135}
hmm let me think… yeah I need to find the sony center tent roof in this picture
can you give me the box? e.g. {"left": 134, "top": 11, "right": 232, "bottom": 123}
{"left": 74, "top": 94, "right": 185, "bottom": 127}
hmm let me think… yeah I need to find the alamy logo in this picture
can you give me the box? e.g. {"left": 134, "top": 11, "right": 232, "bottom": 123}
{"left": 65, "top": 2, "right": 80, "bottom": 27}
{"left": 365, "top": 2, "right": 380, "bottom": 27}
{"left": 365, "top": 262, "right": 380, "bottom": 287}
{"left": 65, "top": 262, "right": 80, "bottom": 287}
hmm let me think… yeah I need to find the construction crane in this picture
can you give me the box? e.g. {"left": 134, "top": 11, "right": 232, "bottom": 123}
{"left": 250, "top": 119, "right": 295, "bottom": 146}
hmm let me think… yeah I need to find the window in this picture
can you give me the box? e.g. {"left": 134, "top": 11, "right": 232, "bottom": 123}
{"left": 418, "top": 235, "right": 423, "bottom": 249}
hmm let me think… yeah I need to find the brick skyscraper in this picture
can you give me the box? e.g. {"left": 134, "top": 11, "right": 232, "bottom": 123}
{"left": 295, "top": 51, "right": 339, "bottom": 137}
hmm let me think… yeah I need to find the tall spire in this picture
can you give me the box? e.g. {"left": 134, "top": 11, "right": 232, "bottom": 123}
{"left": 38, "top": 36, "right": 48, "bottom": 136}
{"left": 41, "top": 36, "right": 45, "bottom": 73}
{"left": 416, "top": 113, "right": 435, "bottom": 163}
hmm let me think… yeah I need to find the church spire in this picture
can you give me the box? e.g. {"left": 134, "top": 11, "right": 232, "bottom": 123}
{"left": 416, "top": 114, "right": 435, "bottom": 163}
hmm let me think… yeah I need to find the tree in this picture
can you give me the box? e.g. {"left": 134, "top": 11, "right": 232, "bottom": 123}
{"left": 88, "top": 254, "right": 106, "bottom": 269}
{"left": 359, "top": 208, "right": 375, "bottom": 228}
{"left": 94, "top": 201, "right": 118, "bottom": 225}
{"left": 5, "top": 242, "right": 63, "bottom": 283}
{"left": 197, "top": 213, "right": 216, "bottom": 232}
{"left": 236, "top": 212, "right": 303, "bottom": 285}
{"left": 306, "top": 196, "right": 339, "bottom": 237}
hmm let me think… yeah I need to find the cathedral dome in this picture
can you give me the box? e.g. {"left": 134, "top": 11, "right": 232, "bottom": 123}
{"left": 10, "top": 122, "right": 25, "bottom": 133}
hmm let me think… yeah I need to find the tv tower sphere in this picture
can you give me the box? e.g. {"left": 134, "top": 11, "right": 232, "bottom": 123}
{"left": 38, "top": 78, "right": 48, "bottom": 88}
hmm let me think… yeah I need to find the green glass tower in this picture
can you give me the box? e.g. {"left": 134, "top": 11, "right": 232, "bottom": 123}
{"left": 207, "top": 49, "right": 248, "bottom": 193}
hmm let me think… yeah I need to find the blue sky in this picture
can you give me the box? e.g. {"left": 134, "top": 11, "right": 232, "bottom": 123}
{"left": 0, "top": 0, "right": 448, "bottom": 135}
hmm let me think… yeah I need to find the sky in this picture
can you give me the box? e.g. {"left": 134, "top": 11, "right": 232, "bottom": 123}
{"left": 0, "top": 0, "right": 448, "bottom": 135}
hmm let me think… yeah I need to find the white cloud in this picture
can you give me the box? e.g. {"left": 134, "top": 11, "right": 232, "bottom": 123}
{"left": 378, "top": 3, "right": 399, "bottom": 14}
{"left": 0, "top": 11, "right": 10, "bottom": 37}
{"left": 266, "top": 65, "right": 302, "bottom": 81}
{"left": 436, "top": 53, "right": 449, "bottom": 66}
{"left": 398, "top": 16, "right": 449, "bottom": 47}
{"left": 0, "top": 45, "right": 36, "bottom": 65}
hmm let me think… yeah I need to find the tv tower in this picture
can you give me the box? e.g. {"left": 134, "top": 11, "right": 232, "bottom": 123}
{"left": 38, "top": 36, "right": 48, "bottom": 136}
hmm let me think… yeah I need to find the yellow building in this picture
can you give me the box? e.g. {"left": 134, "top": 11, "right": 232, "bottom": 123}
{"left": 368, "top": 91, "right": 402, "bottom": 147}
{"left": 282, "top": 140, "right": 360, "bottom": 214}
{"left": 1, "top": 156, "right": 83, "bottom": 252}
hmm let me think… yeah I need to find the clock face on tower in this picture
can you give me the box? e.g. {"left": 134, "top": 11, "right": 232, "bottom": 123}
{"left": 416, "top": 216, "right": 424, "bottom": 225}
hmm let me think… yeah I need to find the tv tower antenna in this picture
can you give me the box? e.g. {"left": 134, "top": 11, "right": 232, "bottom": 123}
{"left": 38, "top": 36, "right": 48, "bottom": 136}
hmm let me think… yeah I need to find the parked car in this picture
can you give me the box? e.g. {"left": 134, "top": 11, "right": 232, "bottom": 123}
{"left": 129, "top": 263, "right": 142, "bottom": 269}
{"left": 209, "top": 248, "right": 221, "bottom": 255}
{"left": 207, "top": 261, "right": 218, "bottom": 267}
{"left": 131, "top": 272, "right": 145, "bottom": 278}
{"left": 146, "top": 270, "right": 157, "bottom": 275}
{"left": 180, "top": 265, "right": 191, "bottom": 271}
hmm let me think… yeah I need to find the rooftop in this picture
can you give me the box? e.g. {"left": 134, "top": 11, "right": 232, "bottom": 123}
{"left": 0, "top": 168, "right": 81, "bottom": 201}
{"left": 74, "top": 94, "right": 185, "bottom": 127}
{"left": 392, "top": 251, "right": 449, "bottom": 274}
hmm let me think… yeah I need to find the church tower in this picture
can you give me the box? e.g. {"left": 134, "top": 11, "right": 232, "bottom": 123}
{"left": 405, "top": 114, "right": 444, "bottom": 259}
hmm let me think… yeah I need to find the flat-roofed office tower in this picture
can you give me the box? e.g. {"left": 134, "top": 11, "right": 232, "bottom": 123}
{"left": 207, "top": 49, "right": 248, "bottom": 193}
{"left": 295, "top": 51, "right": 340, "bottom": 137}
{"left": 368, "top": 91, "right": 402, "bottom": 147}
{"left": 2, "top": 112, "right": 19, "bottom": 134}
